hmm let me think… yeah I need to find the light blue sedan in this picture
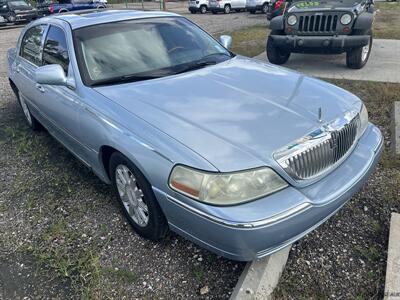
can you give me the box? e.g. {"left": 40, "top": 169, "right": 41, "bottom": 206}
{"left": 7, "top": 9, "right": 383, "bottom": 261}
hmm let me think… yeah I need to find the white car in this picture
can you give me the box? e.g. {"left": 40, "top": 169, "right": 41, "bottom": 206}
{"left": 0, "top": 15, "right": 6, "bottom": 26}
{"left": 245, "top": 0, "right": 269, "bottom": 13}
{"left": 209, "top": 0, "right": 246, "bottom": 13}
{"left": 188, "top": 0, "right": 209, "bottom": 14}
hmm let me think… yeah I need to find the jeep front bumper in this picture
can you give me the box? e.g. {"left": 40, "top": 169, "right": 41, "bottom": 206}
{"left": 270, "top": 34, "right": 370, "bottom": 52}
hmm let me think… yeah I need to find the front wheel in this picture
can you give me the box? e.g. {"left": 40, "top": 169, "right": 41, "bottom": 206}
{"left": 110, "top": 152, "right": 168, "bottom": 240}
{"left": 346, "top": 30, "right": 373, "bottom": 69}
{"left": 224, "top": 4, "right": 231, "bottom": 13}
{"left": 7, "top": 12, "right": 16, "bottom": 23}
{"left": 200, "top": 5, "right": 207, "bottom": 13}
{"left": 262, "top": 3, "right": 268, "bottom": 13}
{"left": 266, "top": 34, "right": 290, "bottom": 65}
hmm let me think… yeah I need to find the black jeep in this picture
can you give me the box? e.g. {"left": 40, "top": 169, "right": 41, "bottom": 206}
{"left": 0, "top": 0, "right": 37, "bottom": 23}
{"left": 266, "top": 0, "right": 374, "bottom": 69}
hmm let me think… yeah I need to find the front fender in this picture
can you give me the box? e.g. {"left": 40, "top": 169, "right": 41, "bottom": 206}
{"left": 270, "top": 15, "right": 284, "bottom": 31}
{"left": 353, "top": 12, "right": 374, "bottom": 30}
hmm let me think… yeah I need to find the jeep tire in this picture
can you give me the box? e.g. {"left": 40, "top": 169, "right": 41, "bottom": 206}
{"left": 346, "top": 29, "right": 373, "bottom": 69}
{"left": 266, "top": 31, "right": 291, "bottom": 65}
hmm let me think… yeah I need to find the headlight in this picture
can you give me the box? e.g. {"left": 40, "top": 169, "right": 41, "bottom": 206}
{"left": 340, "top": 13, "right": 352, "bottom": 25}
{"left": 287, "top": 15, "right": 297, "bottom": 26}
{"left": 358, "top": 103, "right": 369, "bottom": 138}
{"left": 169, "top": 166, "right": 288, "bottom": 205}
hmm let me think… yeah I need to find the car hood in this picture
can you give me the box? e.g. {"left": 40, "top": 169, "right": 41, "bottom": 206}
{"left": 95, "top": 56, "right": 360, "bottom": 172}
{"left": 12, "top": 6, "right": 35, "bottom": 12}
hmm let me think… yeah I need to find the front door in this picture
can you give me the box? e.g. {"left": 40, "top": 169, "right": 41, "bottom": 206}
{"left": 36, "top": 24, "right": 84, "bottom": 154}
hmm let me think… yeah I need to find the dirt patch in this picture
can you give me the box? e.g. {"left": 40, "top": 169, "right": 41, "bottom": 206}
{"left": 273, "top": 80, "right": 400, "bottom": 300}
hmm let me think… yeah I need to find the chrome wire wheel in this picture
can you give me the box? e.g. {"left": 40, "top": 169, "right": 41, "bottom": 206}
{"left": 19, "top": 93, "right": 32, "bottom": 126}
{"left": 115, "top": 164, "right": 149, "bottom": 227}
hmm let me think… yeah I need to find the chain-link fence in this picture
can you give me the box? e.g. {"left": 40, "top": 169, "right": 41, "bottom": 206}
{"left": 107, "top": 0, "right": 186, "bottom": 12}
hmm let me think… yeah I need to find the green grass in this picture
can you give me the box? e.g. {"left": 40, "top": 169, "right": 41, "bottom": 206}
{"left": 374, "top": 2, "right": 400, "bottom": 39}
{"left": 215, "top": 25, "right": 270, "bottom": 58}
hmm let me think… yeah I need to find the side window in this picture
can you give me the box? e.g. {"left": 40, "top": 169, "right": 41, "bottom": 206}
{"left": 43, "top": 25, "right": 70, "bottom": 75}
{"left": 20, "top": 25, "right": 46, "bottom": 66}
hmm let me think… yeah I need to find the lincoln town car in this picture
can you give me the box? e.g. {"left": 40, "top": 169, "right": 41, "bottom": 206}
{"left": 7, "top": 10, "right": 383, "bottom": 261}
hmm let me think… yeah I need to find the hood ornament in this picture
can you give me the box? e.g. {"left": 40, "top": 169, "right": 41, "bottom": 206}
{"left": 318, "top": 107, "right": 322, "bottom": 123}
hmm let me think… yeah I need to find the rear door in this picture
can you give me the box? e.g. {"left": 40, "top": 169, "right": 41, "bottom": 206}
{"left": 14, "top": 24, "right": 47, "bottom": 113}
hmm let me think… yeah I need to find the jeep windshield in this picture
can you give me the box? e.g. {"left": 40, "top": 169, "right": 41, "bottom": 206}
{"left": 73, "top": 17, "right": 233, "bottom": 86}
{"left": 8, "top": 0, "right": 30, "bottom": 7}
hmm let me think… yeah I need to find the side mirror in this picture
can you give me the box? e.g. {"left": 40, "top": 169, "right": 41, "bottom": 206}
{"left": 219, "top": 35, "right": 232, "bottom": 49}
{"left": 35, "top": 64, "right": 75, "bottom": 89}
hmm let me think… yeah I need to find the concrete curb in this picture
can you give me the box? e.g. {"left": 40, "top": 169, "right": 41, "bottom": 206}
{"left": 384, "top": 213, "right": 400, "bottom": 300}
{"left": 230, "top": 246, "right": 291, "bottom": 300}
{"left": 391, "top": 102, "right": 400, "bottom": 155}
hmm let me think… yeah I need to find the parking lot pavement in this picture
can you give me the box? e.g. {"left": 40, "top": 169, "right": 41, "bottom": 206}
{"left": 255, "top": 39, "right": 400, "bottom": 83}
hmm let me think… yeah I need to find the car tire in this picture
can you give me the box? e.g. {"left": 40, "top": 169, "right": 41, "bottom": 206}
{"left": 266, "top": 32, "right": 291, "bottom": 65}
{"left": 200, "top": 5, "right": 207, "bottom": 13}
{"left": 16, "top": 91, "right": 41, "bottom": 130}
{"left": 224, "top": 4, "right": 231, "bottom": 13}
{"left": 7, "top": 12, "right": 16, "bottom": 23}
{"left": 109, "top": 152, "right": 168, "bottom": 241}
{"left": 346, "top": 29, "right": 373, "bottom": 69}
{"left": 262, "top": 3, "right": 268, "bottom": 13}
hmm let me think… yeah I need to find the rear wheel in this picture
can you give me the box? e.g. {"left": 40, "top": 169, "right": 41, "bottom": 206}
{"left": 200, "top": 5, "right": 207, "bottom": 13}
{"left": 110, "top": 152, "right": 168, "bottom": 240}
{"left": 16, "top": 91, "right": 41, "bottom": 130}
{"left": 266, "top": 31, "right": 291, "bottom": 65}
{"left": 346, "top": 29, "right": 373, "bottom": 69}
{"left": 224, "top": 4, "right": 231, "bottom": 13}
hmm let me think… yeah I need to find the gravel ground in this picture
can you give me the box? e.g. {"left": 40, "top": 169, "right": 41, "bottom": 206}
{"left": 273, "top": 81, "right": 400, "bottom": 300}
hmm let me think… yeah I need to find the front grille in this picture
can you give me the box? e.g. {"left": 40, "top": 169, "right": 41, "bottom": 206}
{"left": 297, "top": 13, "right": 339, "bottom": 33}
{"left": 281, "top": 116, "right": 359, "bottom": 180}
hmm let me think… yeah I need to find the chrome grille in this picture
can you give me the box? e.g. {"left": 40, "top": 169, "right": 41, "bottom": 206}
{"left": 278, "top": 116, "right": 360, "bottom": 180}
{"left": 297, "top": 13, "right": 339, "bottom": 33}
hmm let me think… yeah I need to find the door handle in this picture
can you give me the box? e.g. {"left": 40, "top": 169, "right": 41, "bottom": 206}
{"left": 36, "top": 84, "right": 45, "bottom": 93}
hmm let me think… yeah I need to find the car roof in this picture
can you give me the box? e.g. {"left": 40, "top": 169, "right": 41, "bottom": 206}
{"left": 45, "top": 9, "right": 180, "bottom": 29}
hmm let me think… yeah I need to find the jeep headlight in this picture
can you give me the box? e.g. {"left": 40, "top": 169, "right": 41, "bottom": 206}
{"left": 340, "top": 13, "right": 352, "bottom": 25}
{"left": 169, "top": 166, "right": 288, "bottom": 205}
{"left": 358, "top": 103, "right": 369, "bottom": 138}
{"left": 287, "top": 15, "right": 297, "bottom": 26}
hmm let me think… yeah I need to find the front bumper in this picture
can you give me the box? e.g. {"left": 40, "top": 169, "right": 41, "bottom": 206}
{"left": 270, "top": 34, "right": 370, "bottom": 52}
{"left": 14, "top": 12, "right": 37, "bottom": 21}
{"left": 155, "top": 124, "right": 383, "bottom": 261}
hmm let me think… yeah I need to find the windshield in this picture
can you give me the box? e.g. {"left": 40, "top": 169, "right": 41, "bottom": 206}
{"left": 73, "top": 17, "right": 233, "bottom": 86}
{"left": 9, "top": 0, "right": 29, "bottom": 7}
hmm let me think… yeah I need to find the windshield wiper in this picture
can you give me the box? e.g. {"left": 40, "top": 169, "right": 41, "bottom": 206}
{"left": 174, "top": 60, "right": 217, "bottom": 75}
{"left": 91, "top": 73, "right": 164, "bottom": 86}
